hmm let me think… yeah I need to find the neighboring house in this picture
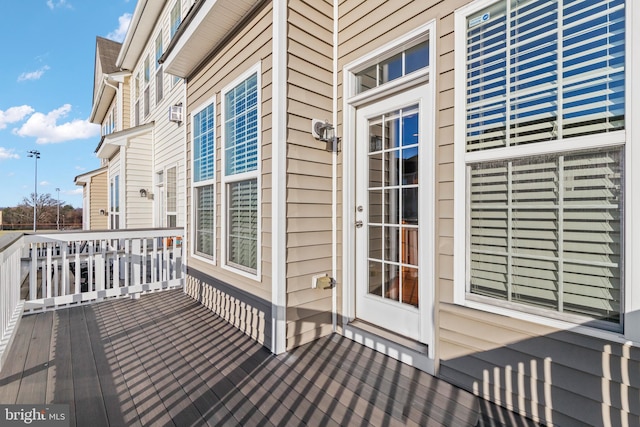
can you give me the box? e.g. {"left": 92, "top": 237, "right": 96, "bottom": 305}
{"left": 154, "top": 0, "right": 638, "bottom": 426}
{"left": 74, "top": 166, "right": 108, "bottom": 230}
{"left": 89, "top": 1, "right": 187, "bottom": 230}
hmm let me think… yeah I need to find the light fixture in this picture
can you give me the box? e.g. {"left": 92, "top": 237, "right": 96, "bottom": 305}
{"left": 139, "top": 189, "right": 148, "bottom": 198}
{"left": 99, "top": 209, "right": 106, "bottom": 216}
{"left": 311, "top": 119, "right": 335, "bottom": 143}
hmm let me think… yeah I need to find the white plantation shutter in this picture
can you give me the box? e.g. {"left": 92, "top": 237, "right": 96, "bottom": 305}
{"left": 562, "top": 0, "right": 625, "bottom": 137}
{"left": 469, "top": 149, "right": 622, "bottom": 323}
{"left": 465, "top": 0, "right": 625, "bottom": 150}
{"left": 465, "top": 1, "right": 508, "bottom": 151}
{"left": 228, "top": 180, "right": 258, "bottom": 271}
{"left": 196, "top": 185, "right": 215, "bottom": 257}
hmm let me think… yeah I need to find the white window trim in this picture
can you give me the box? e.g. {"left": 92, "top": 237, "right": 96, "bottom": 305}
{"left": 190, "top": 95, "right": 217, "bottom": 264}
{"left": 342, "top": 22, "right": 437, "bottom": 352}
{"left": 220, "top": 62, "right": 262, "bottom": 281}
{"left": 453, "top": 0, "right": 640, "bottom": 344}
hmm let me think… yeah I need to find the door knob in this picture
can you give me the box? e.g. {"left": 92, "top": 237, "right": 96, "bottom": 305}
{"left": 355, "top": 220, "right": 363, "bottom": 228}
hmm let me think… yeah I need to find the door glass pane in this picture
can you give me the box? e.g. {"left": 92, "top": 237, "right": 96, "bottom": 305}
{"left": 385, "top": 264, "right": 400, "bottom": 302}
{"left": 369, "top": 225, "right": 383, "bottom": 259}
{"left": 385, "top": 151, "right": 400, "bottom": 186}
{"left": 369, "top": 152, "right": 383, "bottom": 187}
{"left": 384, "top": 226, "right": 399, "bottom": 262}
{"left": 402, "top": 266, "right": 419, "bottom": 307}
{"left": 384, "top": 189, "right": 400, "bottom": 225}
{"left": 402, "top": 109, "right": 419, "bottom": 146}
{"left": 369, "top": 190, "right": 383, "bottom": 223}
{"left": 402, "top": 188, "right": 419, "bottom": 224}
{"left": 402, "top": 147, "right": 419, "bottom": 185}
{"left": 384, "top": 112, "right": 401, "bottom": 149}
{"left": 369, "top": 261, "right": 383, "bottom": 296}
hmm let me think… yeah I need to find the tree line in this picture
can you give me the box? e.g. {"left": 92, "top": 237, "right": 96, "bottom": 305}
{"left": 0, "top": 193, "right": 82, "bottom": 230}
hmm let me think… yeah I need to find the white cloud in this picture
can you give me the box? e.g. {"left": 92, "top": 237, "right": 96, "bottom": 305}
{"left": 0, "top": 147, "right": 19, "bottom": 160}
{"left": 17, "top": 66, "right": 51, "bottom": 82}
{"left": 0, "top": 105, "right": 35, "bottom": 130}
{"left": 46, "top": 0, "right": 72, "bottom": 10}
{"left": 40, "top": 181, "right": 50, "bottom": 186}
{"left": 107, "top": 13, "right": 132, "bottom": 42}
{"left": 75, "top": 165, "right": 86, "bottom": 171}
{"left": 13, "top": 104, "right": 100, "bottom": 144}
{"left": 68, "top": 188, "right": 83, "bottom": 196}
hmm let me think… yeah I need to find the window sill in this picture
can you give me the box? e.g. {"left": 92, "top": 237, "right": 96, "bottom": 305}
{"left": 457, "top": 295, "right": 635, "bottom": 346}
{"left": 222, "top": 262, "right": 260, "bottom": 282}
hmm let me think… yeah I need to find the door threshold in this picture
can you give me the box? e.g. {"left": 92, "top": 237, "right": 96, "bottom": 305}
{"left": 343, "top": 320, "right": 434, "bottom": 375}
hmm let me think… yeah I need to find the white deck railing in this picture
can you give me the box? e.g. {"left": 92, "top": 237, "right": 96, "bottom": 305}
{"left": 21, "top": 228, "right": 185, "bottom": 312}
{"left": 0, "top": 233, "right": 26, "bottom": 371}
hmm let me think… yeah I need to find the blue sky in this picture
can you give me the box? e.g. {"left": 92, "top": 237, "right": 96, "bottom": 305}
{"left": 0, "top": 0, "right": 135, "bottom": 208}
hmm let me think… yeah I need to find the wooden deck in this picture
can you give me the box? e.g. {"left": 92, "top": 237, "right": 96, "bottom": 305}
{"left": 0, "top": 290, "right": 539, "bottom": 427}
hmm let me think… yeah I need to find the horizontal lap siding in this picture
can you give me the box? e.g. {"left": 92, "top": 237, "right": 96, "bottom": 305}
{"left": 185, "top": 4, "right": 273, "bottom": 347}
{"left": 122, "top": 77, "right": 131, "bottom": 131}
{"left": 125, "top": 134, "right": 153, "bottom": 228}
{"left": 285, "top": 0, "right": 334, "bottom": 351}
{"left": 90, "top": 172, "right": 108, "bottom": 230}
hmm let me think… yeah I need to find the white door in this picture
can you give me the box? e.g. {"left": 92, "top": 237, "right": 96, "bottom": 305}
{"left": 355, "top": 85, "right": 432, "bottom": 343}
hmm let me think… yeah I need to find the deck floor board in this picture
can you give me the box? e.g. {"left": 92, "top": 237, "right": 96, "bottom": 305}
{"left": 0, "top": 289, "right": 540, "bottom": 426}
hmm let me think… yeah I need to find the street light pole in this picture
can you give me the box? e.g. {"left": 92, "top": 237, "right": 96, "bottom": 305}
{"left": 56, "top": 187, "right": 60, "bottom": 230}
{"left": 27, "top": 150, "right": 40, "bottom": 232}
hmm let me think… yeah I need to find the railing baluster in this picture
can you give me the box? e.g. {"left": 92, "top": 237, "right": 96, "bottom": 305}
{"left": 142, "top": 238, "right": 148, "bottom": 284}
{"left": 113, "top": 239, "right": 120, "bottom": 288}
{"left": 152, "top": 238, "right": 158, "bottom": 283}
{"left": 61, "top": 242, "right": 69, "bottom": 296}
{"left": 74, "top": 242, "right": 81, "bottom": 295}
{"left": 88, "top": 241, "right": 94, "bottom": 292}
{"left": 30, "top": 243, "right": 37, "bottom": 301}
{"left": 96, "top": 240, "right": 105, "bottom": 292}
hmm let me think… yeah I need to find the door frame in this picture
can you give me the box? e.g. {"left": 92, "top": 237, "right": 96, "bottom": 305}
{"left": 342, "top": 21, "right": 437, "bottom": 357}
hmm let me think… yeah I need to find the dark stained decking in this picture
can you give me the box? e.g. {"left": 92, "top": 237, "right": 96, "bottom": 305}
{"left": 0, "top": 290, "right": 539, "bottom": 427}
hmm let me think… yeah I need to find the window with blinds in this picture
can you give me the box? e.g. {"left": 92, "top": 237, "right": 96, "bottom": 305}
{"left": 465, "top": 0, "right": 625, "bottom": 151}
{"left": 193, "top": 103, "right": 215, "bottom": 259}
{"left": 223, "top": 69, "right": 260, "bottom": 275}
{"left": 463, "top": 0, "right": 626, "bottom": 328}
{"left": 228, "top": 179, "right": 258, "bottom": 271}
{"left": 225, "top": 73, "right": 259, "bottom": 175}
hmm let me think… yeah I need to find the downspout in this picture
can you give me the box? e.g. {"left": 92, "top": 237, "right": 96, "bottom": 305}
{"left": 181, "top": 80, "right": 188, "bottom": 284}
{"left": 332, "top": 0, "right": 338, "bottom": 331}
{"left": 271, "top": 0, "right": 287, "bottom": 354}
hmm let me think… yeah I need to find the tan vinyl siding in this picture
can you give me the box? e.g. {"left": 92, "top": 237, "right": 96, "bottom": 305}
{"left": 90, "top": 171, "right": 108, "bottom": 230}
{"left": 125, "top": 134, "right": 153, "bottom": 228}
{"left": 122, "top": 76, "right": 131, "bottom": 131}
{"left": 284, "top": 0, "right": 334, "bottom": 350}
{"left": 184, "top": 3, "right": 273, "bottom": 347}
